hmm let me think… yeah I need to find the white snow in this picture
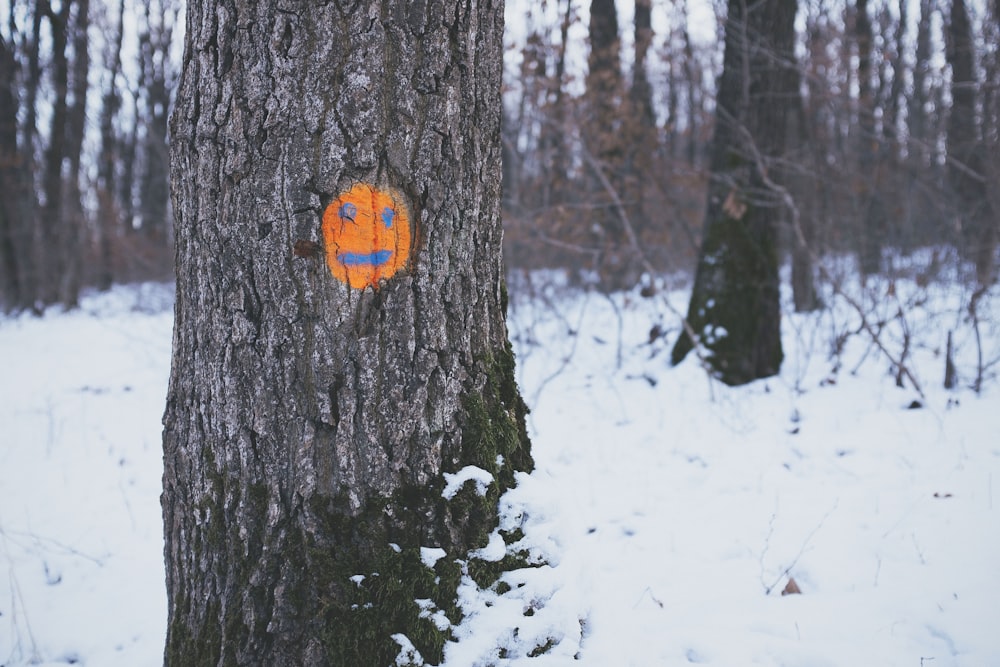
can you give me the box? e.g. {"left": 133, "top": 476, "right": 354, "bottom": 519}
{"left": 421, "top": 546, "right": 448, "bottom": 569}
{"left": 2, "top": 274, "right": 999, "bottom": 666}
{"left": 471, "top": 530, "right": 507, "bottom": 563}
{"left": 393, "top": 632, "right": 425, "bottom": 666}
{"left": 0, "top": 284, "right": 173, "bottom": 667}
{"left": 416, "top": 599, "right": 452, "bottom": 632}
{"left": 442, "top": 466, "right": 495, "bottom": 500}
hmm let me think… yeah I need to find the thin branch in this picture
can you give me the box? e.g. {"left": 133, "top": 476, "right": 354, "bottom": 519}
{"left": 762, "top": 500, "right": 839, "bottom": 595}
{"left": 579, "top": 144, "right": 716, "bottom": 388}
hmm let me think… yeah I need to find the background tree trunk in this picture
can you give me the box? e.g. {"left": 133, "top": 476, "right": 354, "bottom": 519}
{"left": 162, "top": 0, "right": 532, "bottom": 664}
{"left": 0, "top": 35, "right": 38, "bottom": 312}
{"left": 39, "top": 0, "right": 73, "bottom": 307}
{"left": 624, "top": 0, "right": 657, "bottom": 260}
{"left": 854, "top": 0, "right": 885, "bottom": 277}
{"left": 61, "top": 0, "right": 89, "bottom": 307}
{"left": 95, "top": 0, "right": 127, "bottom": 291}
{"left": 138, "top": 0, "right": 177, "bottom": 245}
{"left": 584, "top": 0, "right": 633, "bottom": 289}
{"left": 947, "top": 0, "right": 995, "bottom": 285}
{"left": 788, "top": 61, "right": 821, "bottom": 313}
{"left": 670, "top": 0, "right": 796, "bottom": 385}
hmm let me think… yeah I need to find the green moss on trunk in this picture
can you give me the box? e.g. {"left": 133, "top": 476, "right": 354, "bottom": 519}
{"left": 301, "top": 343, "right": 534, "bottom": 665}
{"left": 167, "top": 342, "right": 535, "bottom": 666}
{"left": 309, "top": 540, "right": 462, "bottom": 665}
{"left": 461, "top": 343, "right": 534, "bottom": 486}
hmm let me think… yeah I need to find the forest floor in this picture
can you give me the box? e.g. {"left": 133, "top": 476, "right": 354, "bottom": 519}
{"left": 1, "top": 267, "right": 998, "bottom": 666}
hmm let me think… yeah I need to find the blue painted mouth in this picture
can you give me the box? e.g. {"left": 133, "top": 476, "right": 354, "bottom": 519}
{"left": 338, "top": 250, "right": 393, "bottom": 267}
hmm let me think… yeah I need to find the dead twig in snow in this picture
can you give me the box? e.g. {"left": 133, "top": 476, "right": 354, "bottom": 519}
{"left": 761, "top": 500, "right": 839, "bottom": 595}
{"left": 579, "top": 145, "right": 718, "bottom": 398}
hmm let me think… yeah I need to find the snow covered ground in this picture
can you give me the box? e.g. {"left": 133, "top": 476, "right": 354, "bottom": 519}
{"left": 1, "top": 284, "right": 174, "bottom": 666}
{"left": 2, "top": 275, "right": 998, "bottom": 666}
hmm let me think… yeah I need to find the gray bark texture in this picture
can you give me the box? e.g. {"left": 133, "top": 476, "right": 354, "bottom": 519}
{"left": 161, "top": 0, "right": 533, "bottom": 664}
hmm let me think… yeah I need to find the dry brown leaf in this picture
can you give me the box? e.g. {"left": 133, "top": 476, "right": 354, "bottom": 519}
{"left": 722, "top": 189, "right": 747, "bottom": 220}
{"left": 781, "top": 577, "right": 802, "bottom": 596}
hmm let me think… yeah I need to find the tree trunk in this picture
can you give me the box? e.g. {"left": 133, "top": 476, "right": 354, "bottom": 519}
{"left": 681, "top": 1, "right": 700, "bottom": 166}
{"left": 39, "top": 1, "right": 71, "bottom": 307}
{"left": 584, "top": 0, "right": 634, "bottom": 289}
{"left": 61, "top": 0, "right": 90, "bottom": 306}
{"left": 550, "top": 0, "right": 574, "bottom": 193}
{"left": 789, "top": 61, "right": 821, "bottom": 313}
{"left": 36, "top": 0, "right": 85, "bottom": 308}
{"left": 947, "top": 0, "right": 995, "bottom": 285}
{"left": 854, "top": 0, "right": 885, "bottom": 277}
{"left": 138, "top": 0, "right": 176, "bottom": 246}
{"left": 885, "top": 0, "right": 906, "bottom": 151}
{"left": 624, "top": 0, "right": 656, "bottom": 252}
{"left": 906, "top": 0, "right": 940, "bottom": 246}
{"left": 96, "top": 0, "right": 127, "bottom": 291}
{"left": 162, "top": 1, "right": 532, "bottom": 665}
{"left": 0, "top": 36, "right": 38, "bottom": 312}
{"left": 20, "top": 5, "right": 42, "bottom": 183}
{"left": 670, "top": 0, "right": 796, "bottom": 385}
{"left": 630, "top": 0, "right": 655, "bottom": 139}
{"left": 910, "top": 0, "right": 933, "bottom": 170}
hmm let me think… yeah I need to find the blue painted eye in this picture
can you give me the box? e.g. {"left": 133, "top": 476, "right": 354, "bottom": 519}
{"left": 381, "top": 207, "right": 395, "bottom": 229}
{"left": 339, "top": 202, "right": 357, "bottom": 222}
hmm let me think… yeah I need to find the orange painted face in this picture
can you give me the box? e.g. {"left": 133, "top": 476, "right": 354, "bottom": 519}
{"left": 321, "top": 184, "right": 412, "bottom": 289}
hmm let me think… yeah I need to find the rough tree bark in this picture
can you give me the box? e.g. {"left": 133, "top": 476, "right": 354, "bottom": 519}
{"left": 162, "top": 0, "right": 533, "bottom": 665}
{"left": 670, "top": 0, "right": 796, "bottom": 385}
